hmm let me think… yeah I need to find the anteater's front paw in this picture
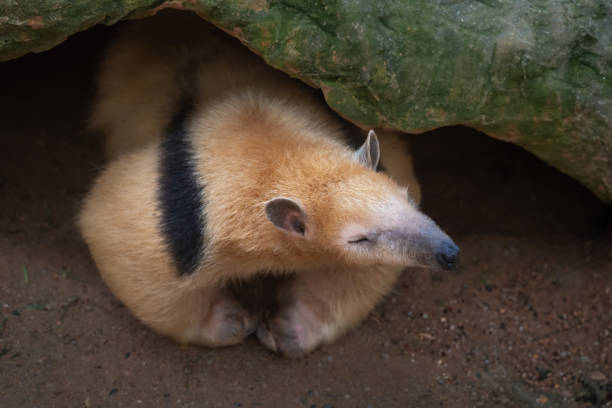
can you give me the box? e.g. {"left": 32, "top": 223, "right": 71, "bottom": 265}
{"left": 205, "top": 296, "right": 259, "bottom": 346}
{"left": 256, "top": 302, "right": 324, "bottom": 358}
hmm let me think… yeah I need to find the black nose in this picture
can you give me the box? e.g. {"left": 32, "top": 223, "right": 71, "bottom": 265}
{"left": 435, "top": 241, "right": 459, "bottom": 270}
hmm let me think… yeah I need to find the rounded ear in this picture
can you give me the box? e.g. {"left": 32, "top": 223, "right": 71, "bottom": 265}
{"left": 354, "top": 130, "right": 380, "bottom": 170}
{"left": 265, "top": 197, "right": 307, "bottom": 236}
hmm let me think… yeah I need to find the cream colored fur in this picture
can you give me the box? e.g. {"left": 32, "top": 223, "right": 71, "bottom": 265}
{"left": 81, "top": 11, "right": 423, "bottom": 356}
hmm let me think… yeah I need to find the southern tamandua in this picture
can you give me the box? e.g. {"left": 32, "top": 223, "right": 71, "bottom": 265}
{"left": 80, "top": 11, "right": 459, "bottom": 357}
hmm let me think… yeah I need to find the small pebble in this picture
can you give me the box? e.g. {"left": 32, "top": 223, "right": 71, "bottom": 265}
{"left": 590, "top": 371, "right": 607, "bottom": 381}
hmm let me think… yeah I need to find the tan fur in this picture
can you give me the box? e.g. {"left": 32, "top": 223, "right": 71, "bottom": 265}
{"left": 90, "top": 12, "right": 335, "bottom": 159}
{"left": 81, "top": 11, "right": 434, "bottom": 356}
{"left": 376, "top": 130, "right": 422, "bottom": 205}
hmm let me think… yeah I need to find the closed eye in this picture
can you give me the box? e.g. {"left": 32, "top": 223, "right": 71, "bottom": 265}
{"left": 348, "top": 237, "right": 370, "bottom": 244}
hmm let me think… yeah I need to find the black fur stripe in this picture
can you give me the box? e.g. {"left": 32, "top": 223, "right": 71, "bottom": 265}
{"left": 158, "top": 100, "right": 207, "bottom": 276}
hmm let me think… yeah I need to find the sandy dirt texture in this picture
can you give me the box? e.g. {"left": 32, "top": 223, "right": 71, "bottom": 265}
{"left": 0, "top": 24, "right": 611, "bottom": 408}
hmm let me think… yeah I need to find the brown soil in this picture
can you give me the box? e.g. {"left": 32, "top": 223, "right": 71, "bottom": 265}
{"left": 0, "top": 21, "right": 611, "bottom": 408}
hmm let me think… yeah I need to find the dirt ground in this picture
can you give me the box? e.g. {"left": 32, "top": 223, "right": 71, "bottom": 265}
{"left": 0, "top": 20, "right": 611, "bottom": 408}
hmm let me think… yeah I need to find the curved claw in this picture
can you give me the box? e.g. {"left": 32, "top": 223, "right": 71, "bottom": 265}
{"left": 255, "top": 309, "right": 319, "bottom": 358}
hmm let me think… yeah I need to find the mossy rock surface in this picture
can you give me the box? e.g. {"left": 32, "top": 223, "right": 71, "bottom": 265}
{"left": 2, "top": 0, "right": 611, "bottom": 202}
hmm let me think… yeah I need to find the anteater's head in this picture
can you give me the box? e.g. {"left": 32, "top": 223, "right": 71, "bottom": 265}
{"left": 264, "top": 131, "right": 459, "bottom": 271}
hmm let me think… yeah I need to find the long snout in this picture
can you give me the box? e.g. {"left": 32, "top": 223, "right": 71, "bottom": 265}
{"left": 435, "top": 240, "right": 459, "bottom": 270}
{"left": 392, "top": 211, "right": 460, "bottom": 270}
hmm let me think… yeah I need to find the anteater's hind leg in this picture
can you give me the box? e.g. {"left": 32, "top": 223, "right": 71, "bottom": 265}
{"left": 150, "top": 284, "right": 259, "bottom": 347}
{"left": 256, "top": 265, "right": 403, "bottom": 358}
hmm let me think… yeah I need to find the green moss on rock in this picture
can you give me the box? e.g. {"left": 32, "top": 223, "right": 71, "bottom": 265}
{"left": 1, "top": 0, "right": 610, "bottom": 201}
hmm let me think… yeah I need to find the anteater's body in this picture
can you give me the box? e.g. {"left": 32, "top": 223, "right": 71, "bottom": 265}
{"left": 80, "top": 11, "right": 458, "bottom": 357}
